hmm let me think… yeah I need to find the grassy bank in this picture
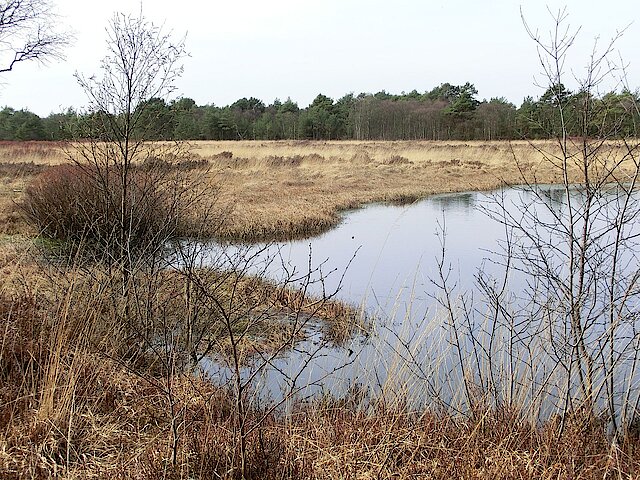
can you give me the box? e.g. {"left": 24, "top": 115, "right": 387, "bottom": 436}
{"left": 2, "top": 139, "right": 637, "bottom": 240}
{"left": 0, "top": 239, "right": 366, "bottom": 478}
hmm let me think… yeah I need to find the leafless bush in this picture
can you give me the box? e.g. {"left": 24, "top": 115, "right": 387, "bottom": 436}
{"left": 426, "top": 9, "right": 640, "bottom": 439}
{"left": 22, "top": 163, "right": 189, "bottom": 258}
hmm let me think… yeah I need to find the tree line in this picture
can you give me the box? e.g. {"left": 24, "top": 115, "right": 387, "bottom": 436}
{"left": 3, "top": 81, "right": 639, "bottom": 142}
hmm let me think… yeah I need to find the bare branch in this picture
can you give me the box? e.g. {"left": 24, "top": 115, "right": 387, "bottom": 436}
{"left": 0, "top": 0, "right": 71, "bottom": 73}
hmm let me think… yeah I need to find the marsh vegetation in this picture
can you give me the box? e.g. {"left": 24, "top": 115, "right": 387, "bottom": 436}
{"left": 2, "top": 7, "right": 640, "bottom": 480}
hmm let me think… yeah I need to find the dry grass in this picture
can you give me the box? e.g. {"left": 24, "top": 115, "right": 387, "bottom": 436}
{"left": 226, "top": 274, "right": 365, "bottom": 344}
{"left": 0, "top": 248, "right": 364, "bottom": 478}
{"left": 0, "top": 164, "right": 45, "bottom": 235}
{"left": 0, "top": 141, "right": 67, "bottom": 165}
{"left": 3, "top": 139, "right": 638, "bottom": 240}
{"left": 0, "top": 142, "right": 64, "bottom": 233}
{"left": 1, "top": 240, "right": 638, "bottom": 479}
{"left": 2, "top": 279, "right": 638, "bottom": 479}
{"left": 2, "top": 140, "right": 640, "bottom": 478}
{"left": 188, "top": 139, "right": 635, "bottom": 240}
{"left": 283, "top": 403, "right": 639, "bottom": 479}
{"left": 200, "top": 140, "right": 562, "bottom": 241}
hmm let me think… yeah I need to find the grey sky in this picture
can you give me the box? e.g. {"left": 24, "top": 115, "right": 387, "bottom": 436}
{"left": 1, "top": 0, "right": 638, "bottom": 116}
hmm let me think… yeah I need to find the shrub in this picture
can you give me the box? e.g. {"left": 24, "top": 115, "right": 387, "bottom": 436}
{"left": 22, "top": 163, "right": 182, "bottom": 258}
{"left": 264, "top": 155, "right": 303, "bottom": 167}
{"left": 211, "top": 150, "right": 233, "bottom": 160}
{"left": 140, "top": 155, "right": 210, "bottom": 172}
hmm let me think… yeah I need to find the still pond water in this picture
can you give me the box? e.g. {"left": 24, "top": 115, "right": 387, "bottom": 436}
{"left": 190, "top": 185, "right": 640, "bottom": 416}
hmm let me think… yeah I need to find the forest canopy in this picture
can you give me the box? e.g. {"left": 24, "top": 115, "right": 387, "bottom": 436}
{"left": 3, "top": 82, "right": 639, "bottom": 141}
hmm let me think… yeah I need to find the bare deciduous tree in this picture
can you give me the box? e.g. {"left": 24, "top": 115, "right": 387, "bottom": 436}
{"left": 422, "top": 8, "right": 640, "bottom": 441}
{"left": 71, "top": 12, "right": 189, "bottom": 280}
{"left": 0, "top": 0, "right": 69, "bottom": 73}
{"left": 479, "top": 9, "right": 640, "bottom": 436}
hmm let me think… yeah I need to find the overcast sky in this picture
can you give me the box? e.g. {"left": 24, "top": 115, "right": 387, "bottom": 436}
{"left": 0, "top": 0, "right": 637, "bottom": 116}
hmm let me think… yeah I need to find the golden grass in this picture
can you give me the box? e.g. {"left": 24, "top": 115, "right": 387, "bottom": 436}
{"left": 0, "top": 175, "right": 37, "bottom": 235}
{"left": 2, "top": 139, "right": 638, "bottom": 240}
{"left": 0, "top": 249, "right": 367, "bottom": 478}
{"left": 0, "top": 141, "right": 67, "bottom": 165}
{"left": 193, "top": 139, "right": 637, "bottom": 240}
{"left": 282, "top": 403, "right": 639, "bottom": 479}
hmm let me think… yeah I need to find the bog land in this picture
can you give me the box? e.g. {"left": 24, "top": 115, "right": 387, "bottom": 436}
{"left": 0, "top": 139, "right": 629, "bottom": 240}
{"left": 3, "top": 139, "right": 640, "bottom": 479}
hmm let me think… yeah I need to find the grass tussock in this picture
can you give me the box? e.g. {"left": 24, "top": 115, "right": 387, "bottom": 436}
{"left": 161, "top": 269, "right": 364, "bottom": 360}
{"left": 229, "top": 275, "right": 365, "bottom": 345}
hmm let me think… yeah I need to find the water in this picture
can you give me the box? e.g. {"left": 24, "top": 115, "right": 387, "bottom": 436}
{"left": 179, "top": 185, "right": 640, "bottom": 422}
{"left": 194, "top": 190, "right": 503, "bottom": 315}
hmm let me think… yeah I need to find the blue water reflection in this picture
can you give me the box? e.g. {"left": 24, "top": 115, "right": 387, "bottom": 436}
{"left": 182, "top": 185, "right": 640, "bottom": 423}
